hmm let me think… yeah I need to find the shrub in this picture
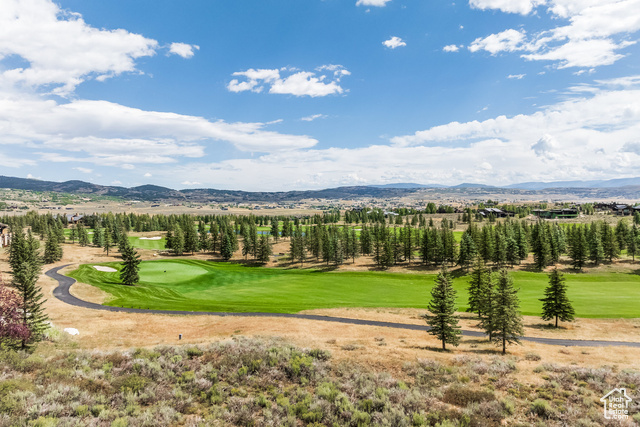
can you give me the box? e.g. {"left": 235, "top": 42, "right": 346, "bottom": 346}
{"left": 442, "top": 386, "right": 495, "bottom": 407}
{"left": 186, "top": 347, "right": 203, "bottom": 359}
{"left": 531, "top": 399, "right": 553, "bottom": 418}
{"left": 113, "top": 374, "right": 149, "bottom": 394}
{"left": 525, "top": 352, "right": 542, "bottom": 361}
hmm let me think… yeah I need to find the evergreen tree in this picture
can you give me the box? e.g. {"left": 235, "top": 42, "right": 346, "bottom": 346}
{"left": 198, "top": 221, "right": 209, "bottom": 252}
{"left": 627, "top": 224, "right": 639, "bottom": 261}
{"left": 77, "top": 225, "right": 89, "bottom": 247}
{"left": 220, "top": 232, "right": 234, "bottom": 260}
{"left": 103, "top": 227, "right": 114, "bottom": 256}
{"left": 92, "top": 226, "right": 104, "bottom": 248}
{"left": 270, "top": 220, "right": 280, "bottom": 243}
{"left": 424, "top": 267, "right": 461, "bottom": 350}
{"left": 615, "top": 219, "right": 629, "bottom": 252}
{"left": 172, "top": 226, "right": 185, "bottom": 255}
{"left": 532, "top": 223, "right": 551, "bottom": 270}
{"left": 568, "top": 225, "right": 588, "bottom": 270}
{"left": 69, "top": 226, "right": 77, "bottom": 244}
{"left": 9, "top": 229, "right": 48, "bottom": 350}
{"left": 457, "top": 232, "right": 476, "bottom": 271}
{"left": 540, "top": 268, "right": 575, "bottom": 328}
{"left": 183, "top": 221, "right": 198, "bottom": 254}
{"left": 360, "top": 225, "right": 371, "bottom": 255}
{"left": 588, "top": 222, "right": 604, "bottom": 265}
{"left": 602, "top": 223, "right": 620, "bottom": 262}
{"left": 119, "top": 240, "right": 141, "bottom": 286}
{"left": 490, "top": 269, "right": 524, "bottom": 354}
{"left": 257, "top": 234, "right": 272, "bottom": 263}
{"left": 467, "top": 257, "right": 491, "bottom": 316}
{"left": 43, "top": 230, "right": 63, "bottom": 264}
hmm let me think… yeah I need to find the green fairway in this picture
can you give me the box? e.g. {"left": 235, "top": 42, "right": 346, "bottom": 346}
{"left": 67, "top": 260, "right": 640, "bottom": 318}
{"left": 127, "top": 236, "right": 166, "bottom": 250}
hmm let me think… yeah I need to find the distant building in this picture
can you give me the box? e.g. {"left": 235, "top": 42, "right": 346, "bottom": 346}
{"left": 612, "top": 204, "right": 633, "bottom": 216}
{"left": 533, "top": 208, "right": 579, "bottom": 219}
{"left": 479, "top": 208, "right": 513, "bottom": 218}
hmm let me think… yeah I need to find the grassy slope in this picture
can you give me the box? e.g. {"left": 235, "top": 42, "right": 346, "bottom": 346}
{"left": 68, "top": 259, "right": 640, "bottom": 317}
{"left": 127, "top": 236, "right": 166, "bottom": 250}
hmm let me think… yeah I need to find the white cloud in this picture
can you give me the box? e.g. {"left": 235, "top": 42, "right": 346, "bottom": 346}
{"left": 301, "top": 114, "right": 327, "bottom": 122}
{"left": 144, "top": 172, "right": 152, "bottom": 177}
{"left": 469, "top": 0, "right": 546, "bottom": 15}
{"left": 531, "top": 134, "right": 557, "bottom": 158}
{"left": 468, "top": 0, "right": 640, "bottom": 68}
{"left": 0, "top": 94, "right": 319, "bottom": 169}
{"left": 155, "top": 80, "right": 640, "bottom": 190}
{"left": 383, "top": 37, "right": 406, "bottom": 49}
{"left": 507, "top": 74, "right": 526, "bottom": 79}
{"left": 181, "top": 181, "right": 201, "bottom": 186}
{"left": 356, "top": 0, "right": 392, "bottom": 6}
{"left": 72, "top": 167, "right": 93, "bottom": 174}
{"left": 227, "top": 66, "right": 349, "bottom": 97}
{"left": 0, "top": 0, "right": 161, "bottom": 96}
{"left": 443, "top": 44, "right": 460, "bottom": 52}
{"left": 469, "top": 29, "right": 527, "bottom": 54}
{"left": 168, "top": 42, "right": 200, "bottom": 59}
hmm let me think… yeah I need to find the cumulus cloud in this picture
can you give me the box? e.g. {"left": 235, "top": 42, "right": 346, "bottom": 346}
{"left": 168, "top": 42, "right": 200, "bottom": 58}
{"left": 468, "top": 0, "right": 640, "bottom": 69}
{"left": 0, "top": 0, "right": 161, "bottom": 96}
{"left": 151, "top": 80, "right": 640, "bottom": 190}
{"left": 469, "top": 0, "right": 546, "bottom": 15}
{"left": 356, "top": 0, "right": 392, "bottom": 6}
{"left": 507, "top": 74, "right": 526, "bottom": 79}
{"left": 227, "top": 66, "right": 349, "bottom": 97}
{"left": 383, "top": 37, "right": 406, "bottom": 49}
{"left": 443, "top": 44, "right": 460, "bottom": 52}
{"left": 469, "top": 29, "right": 527, "bottom": 54}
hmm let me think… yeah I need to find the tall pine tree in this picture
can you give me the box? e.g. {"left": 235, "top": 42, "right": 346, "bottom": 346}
{"left": 424, "top": 266, "right": 461, "bottom": 350}
{"left": 540, "top": 268, "right": 575, "bottom": 328}
{"left": 490, "top": 269, "right": 524, "bottom": 354}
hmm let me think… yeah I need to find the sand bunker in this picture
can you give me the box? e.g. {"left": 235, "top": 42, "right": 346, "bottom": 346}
{"left": 139, "top": 237, "right": 162, "bottom": 240}
{"left": 64, "top": 328, "right": 79, "bottom": 336}
{"left": 93, "top": 265, "right": 117, "bottom": 272}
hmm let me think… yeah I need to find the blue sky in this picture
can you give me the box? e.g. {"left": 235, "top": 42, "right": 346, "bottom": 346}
{"left": 2, "top": 0, "right": 640, "bottom": 190}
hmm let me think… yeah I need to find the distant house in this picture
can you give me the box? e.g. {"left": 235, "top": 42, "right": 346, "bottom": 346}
{"left": 0, "top": 223, "right": 11, "bottom": 248}
{"left": 533, "top": 208, "right": 579, "bottom": 219}
{"left": 612, "top": 204, "right": 633, "bottom": 216}
{"left": 65, "top": 214, "right": 84, "bottom": 224}
{"left": 479, "top": 208, "right": 513, "bottom": 218}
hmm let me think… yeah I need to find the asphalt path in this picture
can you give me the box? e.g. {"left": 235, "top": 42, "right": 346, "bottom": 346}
{"left": 46, "top": 265, "right": 640, "bottom": 348}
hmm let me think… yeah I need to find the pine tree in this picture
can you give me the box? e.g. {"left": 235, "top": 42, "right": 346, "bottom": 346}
{"left": 103, "top": 227, "right": 114, "bottom": 256}
{"left": 568, "top": 225, "right": 588, "bottom": 270}
{"left": 588, "top": 222, "right": 604, "bottom": 265}
{"left": 627, "top": 224, "right": 639, "bottom": 261}
{"left": 490, "top": 269, "right": 524, "bottom": 354}
{"left": 220, "top": 232, "right": 233, "bottom": 260}
{"left": 43, "top": 230, "right": 63, "bottom": 264}
{"left": 257, "top": 234, "right": 272, "bottom": 263}
{"left": 424, "top": 266, "right": 461, "bottom": 350}
{"left": 198, "top": 221, "right": 209, "bottom": 252}
{"left": 92, "top": 226, "right": 104, "bottom": 248}
{"left": 467, "top": 257, "right": 491, "bottom": 316}
{"left": 9, "top": 229, "right": 48, "bottom": 350}
{"left": 77, "top": 226, "right": 89, "bottom": 247}
{"left": 119, "top": 240, "right": 141, "bottom": 286}
{"left": 457, "top": 232, "right": 476, "bottom": 271}
{"left": 69, "top": 226, "right": 77, "bottom": 244}
{"left": 172, "top": 226, "right": 185, "bottom": 255}
{"left": 270, "top": 220, "right": 280, "bottom": 243}
{"left": 540, "top": 268, "right": 575, "bottom": 328}
{"left": 602, "top": 223, "right": 619, "bottom": 262}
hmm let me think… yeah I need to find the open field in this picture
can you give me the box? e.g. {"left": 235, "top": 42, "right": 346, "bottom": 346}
{"left": 68, "top": 258, "right": 640, "bottom": 318}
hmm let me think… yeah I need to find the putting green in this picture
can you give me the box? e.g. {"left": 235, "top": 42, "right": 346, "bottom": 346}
{"left": 67, "top": 259, "right": 640, "bottom": 318}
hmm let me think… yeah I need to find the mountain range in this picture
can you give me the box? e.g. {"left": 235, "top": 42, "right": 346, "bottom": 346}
{"left": 1, "top": 175, "right": 639, "bottom": 203}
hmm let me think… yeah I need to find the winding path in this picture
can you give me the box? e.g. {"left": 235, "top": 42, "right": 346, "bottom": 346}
{"left": 47, "top": 265, "right": 640, "bottom": 348}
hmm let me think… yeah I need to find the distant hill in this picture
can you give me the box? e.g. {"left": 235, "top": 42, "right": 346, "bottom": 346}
{"left": 1, "top": 175, "right": 639, "bottom": 203}
{"left": 505, "top": 177, "right": 640, "bottom": 190}
{"left": 368, "top": 183, "right": 446, "bottom": 189}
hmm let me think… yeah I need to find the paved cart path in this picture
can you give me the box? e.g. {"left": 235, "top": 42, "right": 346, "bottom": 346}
{"left": 46, "top": 265, "right": 640, "bottom": 348}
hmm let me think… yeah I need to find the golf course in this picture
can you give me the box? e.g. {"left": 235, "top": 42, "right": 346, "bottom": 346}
{"left": 67, "top": 259, "right": 640, "bottom": 317}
